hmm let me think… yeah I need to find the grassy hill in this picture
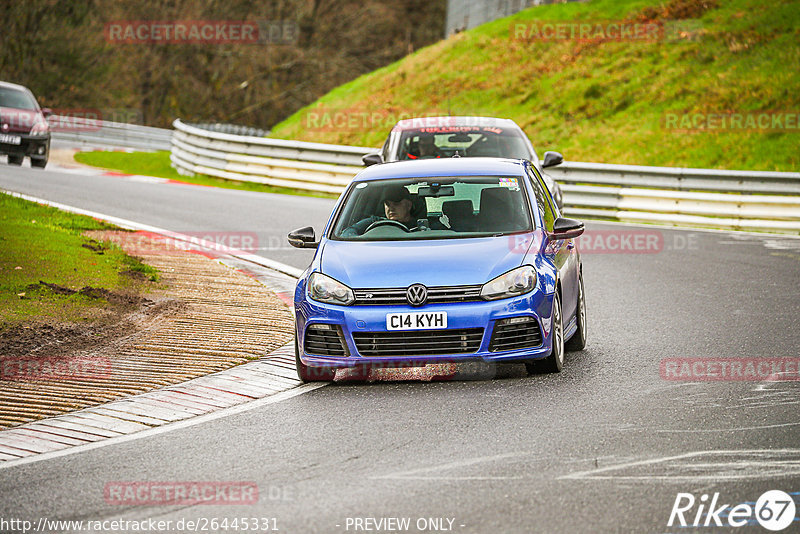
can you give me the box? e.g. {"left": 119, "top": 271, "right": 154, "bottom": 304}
{"left": 270, "top": 0, "right": 800, "bottom": 171}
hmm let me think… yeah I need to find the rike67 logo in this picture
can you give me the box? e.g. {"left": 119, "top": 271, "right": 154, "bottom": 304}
{"left": 669, "top": 490, "right": 797, "bottom": 531}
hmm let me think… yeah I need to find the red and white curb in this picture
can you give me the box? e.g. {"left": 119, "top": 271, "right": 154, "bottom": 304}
{"left": 0, "top": 342, "right": 322, "bottom": 467}
{"left": 46, "top": 149, "right": 198, "bottom": 187}
{"left": 47, "top": 159, "right": 174, "bottom": 185}
{"left": 0, "top": 191, "right": 314, "bottom": 468}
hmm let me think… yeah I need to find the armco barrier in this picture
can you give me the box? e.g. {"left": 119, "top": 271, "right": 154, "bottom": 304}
{"left": 51, "top": 115, "right": 172, "bottom": 151}
{"left": 548, "top": 165, "right": 800, "bottom": 233}
{"left": 170, "top": 119, "right": 800, "bottom": 234}
{"left": 171, "top": 120, "right": 368, "bottom": 194}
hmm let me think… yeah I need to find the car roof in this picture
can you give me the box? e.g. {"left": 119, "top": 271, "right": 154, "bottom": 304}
{"left": 0, "top": 81, "right": 33, "bottom": 93}
{"left": 354, "top": 157, "right": 528, "bottom": 182}
{"left": 391, "top": 116, "right": 522, "bottom": 132}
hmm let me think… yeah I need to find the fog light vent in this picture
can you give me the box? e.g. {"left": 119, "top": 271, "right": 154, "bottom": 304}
{"left": 489, "top": 317, "right": 542, "bottom": 352}
{"left": 304, "top": 324, "right": 348, "bottom": 357}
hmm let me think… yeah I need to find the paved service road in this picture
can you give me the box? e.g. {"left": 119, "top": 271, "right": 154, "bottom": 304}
{"left": 1, "top": 162, "right": 800, "bottom": 533}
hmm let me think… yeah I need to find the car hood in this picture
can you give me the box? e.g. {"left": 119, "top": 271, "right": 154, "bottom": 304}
{"left": 319, "top": 235, "right": 537, "bottom": 288}
{"left": 0, "top": 107, "right": 41, "bottom": 134}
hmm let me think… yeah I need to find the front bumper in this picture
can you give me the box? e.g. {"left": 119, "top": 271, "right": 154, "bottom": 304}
{"left": 295, "top": 287, "right": 555, "bottom": 369}
{"left": 0, "top": 133, "right": 50, "bottom": 158}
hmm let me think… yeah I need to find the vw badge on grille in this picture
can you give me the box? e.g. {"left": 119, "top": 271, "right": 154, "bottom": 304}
{"left": 406, "top": 284, "right": 428, "bottom": 306}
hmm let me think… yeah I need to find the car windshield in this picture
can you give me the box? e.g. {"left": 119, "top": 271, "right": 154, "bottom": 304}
{"left": 0, "top": 87, "right": 38, "bottom": 110}
{"left": 396, "top": 126, "right": 531, "bottom": 161}
{"left": 330, "top": 175, "right": 533, "bottom": 241}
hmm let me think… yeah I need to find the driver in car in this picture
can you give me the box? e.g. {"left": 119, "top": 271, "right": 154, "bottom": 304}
{"left": 407, "top": 133, "right": 443, "bottom": 159}
{"left": 342, "top": 185, "right": 418, "bottom": 236}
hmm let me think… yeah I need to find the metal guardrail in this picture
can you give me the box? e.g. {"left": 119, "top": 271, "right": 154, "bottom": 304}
{"left": 548, "top": 164, "right": 800, "bottom": 233}
{"left": 188, "top": 122, "right": 269, "bottom": 137}
{"left": 171, "top": 119, "right": 369, "bottom": 194}
{"left": 547, "top": 162, "right": 800, "bottom": 195}
{"left": 170, "top": 119, "right": 800, "bottom": 234}
{"left": 50, "top": 115, "right": 172, "bottom": 151}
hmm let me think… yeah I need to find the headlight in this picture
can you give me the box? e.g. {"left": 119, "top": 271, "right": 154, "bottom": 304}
{"left": 30, "top": 120, "right": 49, "bottom": 136}
{"left": 480, "top": 266, "right": 536, "bottom": 301}
{"left": 307, "top": 273, "right": 354, "bottom": 306}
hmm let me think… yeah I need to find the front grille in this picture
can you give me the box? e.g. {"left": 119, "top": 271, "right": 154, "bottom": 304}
{"left": 0, "top": 136, "right": 46, "bottom": 154}
{"left": 489, "top": 317, "right": 542, "bottom": 352}
{"left": 304, "top": 324, "right": 348, "bottom": 357}
{"left": 353, "top": 328, "right": 484, "bottom": 357}
{"left": 352, "top": 285, "right": 483, "bottom": 306}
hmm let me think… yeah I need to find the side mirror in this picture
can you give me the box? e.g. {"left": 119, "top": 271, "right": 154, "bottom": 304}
{"left": 362, "top": 152, "right": 383, "bottom": 166}
{"left": 542, "top": 151, "right": 563, "bottom": 168}
{"left": 41, "top": 108, "right": 53, "bottom": 118}
{"left": 549, "top": 217, "right": 584, "bottom": 240}
{"left": 288, "top": 226, "right": 319, "bottom": 249}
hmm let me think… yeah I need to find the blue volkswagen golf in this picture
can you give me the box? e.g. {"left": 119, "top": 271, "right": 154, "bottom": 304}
{"left": 288, "top": 157, "right": 586, "bottom": 381}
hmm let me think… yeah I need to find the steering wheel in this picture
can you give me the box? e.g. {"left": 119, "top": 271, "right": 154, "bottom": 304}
{"left": 365, "top": 219, "right": 412, "bottom": 233}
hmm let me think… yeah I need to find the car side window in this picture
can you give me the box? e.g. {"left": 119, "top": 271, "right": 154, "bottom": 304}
{"left": 526, "top": 166, "right": 556, "bottom": 232}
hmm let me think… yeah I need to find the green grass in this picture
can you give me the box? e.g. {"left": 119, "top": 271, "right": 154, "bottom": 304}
{"left": 73, "top": 150, "right": 182, "bottom": 180}
{"left": 73, "top": 150, "right": 339, "bottom": 199}
{"left": 0, "top": 193, "right": 158, "bottom": 331}
{"left": 270, "top": 0, "right": 800, "bottom": 171}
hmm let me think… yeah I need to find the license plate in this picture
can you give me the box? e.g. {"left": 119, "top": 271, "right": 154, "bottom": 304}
{"left": 0, "top": 134, "right": 21, "bottom": 145}
{"left": 386, "top": 312, "right": 447, "bottom": 331}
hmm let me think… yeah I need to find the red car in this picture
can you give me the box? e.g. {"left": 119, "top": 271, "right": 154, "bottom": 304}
{"left": 0, "top": 81, "right": 51, "bottom": 168}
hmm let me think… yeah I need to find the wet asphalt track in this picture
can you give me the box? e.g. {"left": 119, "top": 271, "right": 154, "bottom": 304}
{"left": 1, "top": 161, "right": 799, "bottom": 533}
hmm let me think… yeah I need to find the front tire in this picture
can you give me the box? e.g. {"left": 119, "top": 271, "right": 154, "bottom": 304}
{"left": 31, "top": 157, "right": 47, "bottom": 169}
{"left": 526, "top": 291, "right": 564, "bottom": 374}
{"left": 295, "top": 337, "right": 336, "bottom": 382}
{"left": 565, "top": 273, "right": 586, "bottom": 351}
{"left": 7, "top": 155, "right": 23, "bottom": 166}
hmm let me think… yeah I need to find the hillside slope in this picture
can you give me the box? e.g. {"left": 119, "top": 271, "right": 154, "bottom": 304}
{"left": 271, "top": 0, "right": 800, "bottom": 171}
